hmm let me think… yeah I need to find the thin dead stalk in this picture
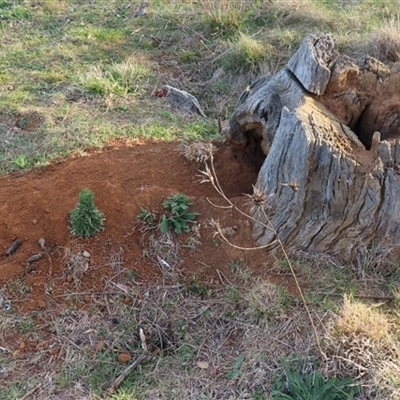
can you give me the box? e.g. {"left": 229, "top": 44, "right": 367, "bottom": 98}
{"left": 201, "top": 150, "right": 327, "bottom": 361}
{"left": 212, "top": 220, "right": 278, "bottom": 250}
{"left": 107, "top": 353, "right": 148, "bottom": 394}
{"left": 19, "top": 384, "right": 41, "bottom": 400}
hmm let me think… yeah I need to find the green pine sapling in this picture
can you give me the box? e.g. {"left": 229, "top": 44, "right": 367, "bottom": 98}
{"left": 69, "top": 189, "right": 105, "bottom": 237}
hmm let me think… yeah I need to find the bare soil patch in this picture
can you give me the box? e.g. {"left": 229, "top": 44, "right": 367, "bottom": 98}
{"left": 0, "top": 140, "right": 283, "bottom": 313}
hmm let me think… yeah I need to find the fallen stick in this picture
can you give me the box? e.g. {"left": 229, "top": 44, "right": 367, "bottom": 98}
{"left": 107, "top": 329, "right": 149, "bottom": 394}
{"left": 317, "top": 292, "right": 395, "bottom": 302}
{"left": 107, "top": 353, "right": 148, "bottom": 394}
{"left": 19, "top": 384, "right": 41, "bottom": 400}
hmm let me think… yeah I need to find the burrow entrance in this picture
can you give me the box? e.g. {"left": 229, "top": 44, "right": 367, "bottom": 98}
{"left": 319, "top": 56, "right": 400, "bottom": 150}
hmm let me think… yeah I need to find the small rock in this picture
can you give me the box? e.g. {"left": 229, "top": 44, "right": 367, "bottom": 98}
{"left": 32, "top": 219, "right": 38, "bottom": 225}
{"left": 118, "top": 353, "right": 131, "bottom": 364}
{"left": 82, "top": 251, "right": 91, "bottom": 258}
{"left": 19, "top": 341, "right": 26, "bottom": 351}
{"left": 66, "top": 275, "right": 73, "bottom": 283}
{"left": 37, "top": 300, "right": 46, "bottom": 309}
{"left": 84, "top": 295, "right": 91, "bottom": 303}
{"left": 123, "top": 296, "right": 132, "bottom": 305}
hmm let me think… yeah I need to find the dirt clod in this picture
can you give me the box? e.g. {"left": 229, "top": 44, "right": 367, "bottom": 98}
{"left": 37, "top": 300, "right": 46, "bottom": 309}
{"left": 117, "top": 353, "right": 131, "bottom": 364}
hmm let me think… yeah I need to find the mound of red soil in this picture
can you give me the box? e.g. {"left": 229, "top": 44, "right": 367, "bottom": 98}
{"left": 0, "top": 140, "right": 276, "bottom": 311}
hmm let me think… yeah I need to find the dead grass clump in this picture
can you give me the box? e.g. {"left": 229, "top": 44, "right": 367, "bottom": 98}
{"left": 336, "top": 296, "right": 392, "bottom": 340}
{"left": 244, "top": 279, "right": 287, "bottom": 321}
{"left": 144, "top": 232, "right": 181, "bottom": 280}
{"left": 324, "top": 295, "right": 400, "bottom": 399}
{"left": 108, "top": 247, "right": 124, "bottom": 274}
{"left": 178, "top": 141, "right": 217, "bottom": 163}
{"left": 0, "top": 272, "right": 323, "bottom": 399}
{"left": 63, "top": 248, "right": 90, "bottom": 287}
{"left": 368, "top": 18, "right": 400, "bottom": 63}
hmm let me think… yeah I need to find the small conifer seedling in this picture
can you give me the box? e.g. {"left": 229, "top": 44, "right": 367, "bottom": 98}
{"left": 69, "top": 189, "right": 105, "bottom": 237}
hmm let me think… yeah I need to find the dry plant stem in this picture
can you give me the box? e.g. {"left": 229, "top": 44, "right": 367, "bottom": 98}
{"left": 204, "top": 152, "right": 327, "bottom": 361}
{"left": 318, "top": 292, "right": 395, "bottom": 301}
{"left": 55, "top": 291, "right": 123, "bottom": 297}
{"left": 261, "top": 208, "right": 327, "bottom": 361}
{"left": 214, "top": 222, "right": 278, "bottom": 250}
{"left": 202, "top": 157, "right": 274, "bottom": 230}
{"left": 19, "top": 384, "right": 41, "bottom": 400}
{"left": 107, "top": 353, "right": 148, "bottom": 394}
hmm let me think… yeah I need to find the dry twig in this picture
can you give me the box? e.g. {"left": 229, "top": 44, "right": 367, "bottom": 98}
{"left": 107, "top": 328, "right": 149, "bottom": 394}
{"left": 201, "top": 148, "right": 328, "bottom": 361}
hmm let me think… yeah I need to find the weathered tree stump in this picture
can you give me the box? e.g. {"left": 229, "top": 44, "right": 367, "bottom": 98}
{"left": 227, "top": 33, "right": 400, "bottom": 261}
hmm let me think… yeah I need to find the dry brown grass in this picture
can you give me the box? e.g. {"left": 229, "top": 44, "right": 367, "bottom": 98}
{"left": 143, "top": 231, "right": 182, "bottom": 280}
{"left": 178, "top": 141, "right": 218, "bottom": 163}
{"left": 324, "top": 295, "right": 400, "bottom": 399}
{"left": 336, "top": 295, "right": 392, "bottom": 340}
{"left": 368, "top": 18, "right": 400, "bottom": 63}
{"left": 0, "top": 269, "right": 321, "bottom": 399}
{"left": 63, "top": 247, "right": 90, "bottom": 288}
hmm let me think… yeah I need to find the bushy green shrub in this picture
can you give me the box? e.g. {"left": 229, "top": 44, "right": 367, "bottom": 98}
{"left": 160, "top": 194, "right": 199, "bottom": 234}
{"left": 136, "top": 194, "right": 199, "bottom": 235}
{"left": 69, "top": 189, "right": 105, "bottom": 238}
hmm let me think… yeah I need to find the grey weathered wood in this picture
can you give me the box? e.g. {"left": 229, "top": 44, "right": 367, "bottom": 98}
{"left": 288, "top": 33, "right": 339, "bottom": 95}
{"left": 227, "top": 33, "right": 400, "bottom": 261}
{"left": 162, "top": 85, "right": 206, "bottom": 117}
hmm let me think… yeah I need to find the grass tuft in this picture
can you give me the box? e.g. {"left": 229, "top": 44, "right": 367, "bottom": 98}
{"left": 80, "top": 58, "right": 151, "bottom": 97}
{"left": 324, "top": 295, "right": 400, "bottom": 399}
{"left": 368, "top": 18, "right": 400, "bottom": 62}
{"left": 335, "top": 295, "right": 392, "bottom": 341}
{"left": 219, "top": 32, "right": 272, "bottom": 74}
{"left": 200, "top": 0, "right": 254, "bottom": 37}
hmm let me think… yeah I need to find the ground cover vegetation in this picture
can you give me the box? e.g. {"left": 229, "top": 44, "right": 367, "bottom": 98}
{"left": 2, "top": 0, "right": 400, "bottom": 399}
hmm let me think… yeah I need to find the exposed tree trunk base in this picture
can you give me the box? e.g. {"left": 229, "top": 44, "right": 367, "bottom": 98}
{"left": 227, "top": 33, "right": 400, "bottom": 261}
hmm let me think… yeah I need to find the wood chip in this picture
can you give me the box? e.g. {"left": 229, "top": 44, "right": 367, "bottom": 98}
{"left": 197, "top": 361, "right": 209, "bottom": 369}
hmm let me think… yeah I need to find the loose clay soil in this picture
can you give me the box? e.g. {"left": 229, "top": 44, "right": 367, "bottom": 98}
{"left": 0, "top": 142, "right": 304, "bottom": 398}
{"left": 0, "top": 140, "right": 292, "bottom": 313}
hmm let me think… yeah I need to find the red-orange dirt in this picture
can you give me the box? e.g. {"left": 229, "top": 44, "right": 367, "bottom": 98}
{"left": 0, "top": 141, "right": 285, "bottom": 312}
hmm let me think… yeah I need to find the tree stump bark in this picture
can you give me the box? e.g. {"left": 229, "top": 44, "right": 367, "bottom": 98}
{"left": 227, "top": 33, "right": 400, "bottom": 261}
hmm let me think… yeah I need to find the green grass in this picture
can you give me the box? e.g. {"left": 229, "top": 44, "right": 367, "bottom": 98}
{"left": 1, "top": 0, "right": 400, "bottom": 172}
